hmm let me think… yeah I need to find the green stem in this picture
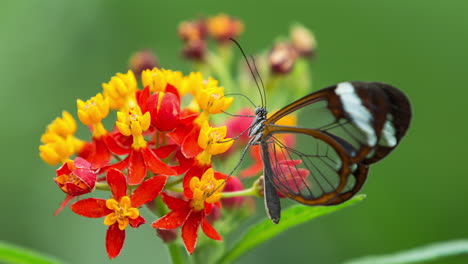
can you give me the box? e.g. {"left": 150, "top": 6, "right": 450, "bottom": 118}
{"left": 222, "top": 186, "right": 258, "bottom": 198}
{"left": 95, "top": 182, "right": 110, "bottom": 191}
{"left": 167, "top": 243, "right": 184, "bottom": 264}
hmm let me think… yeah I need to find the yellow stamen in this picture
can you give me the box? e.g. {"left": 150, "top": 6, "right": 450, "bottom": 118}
{"left": 196, "top": 121, "right": 233, "bottom": 166}
{"left": 189, "top": 168, "right": 224, "bottom": 211}
{"left": 195, "top": 78, "right": 233, "bottom": 114}
{"left": 104, "top": 196, "right": 140, "bottom": 230}
{"left": 141, "top": 68, "right": 183, "bottom": 93}
{"left": 115, "top": 106, "right": 150, "bottom": 150}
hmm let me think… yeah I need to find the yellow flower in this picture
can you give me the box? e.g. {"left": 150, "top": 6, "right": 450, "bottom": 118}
{"left": 115, "top": 106, "right": 151, "bottom": 150}
{"left": 39, "top": 111, "right": 84, "bottom": 165}
{"left": 196, "top": 121, "right": 233, "bottom": 166}
{"left": 102, "top": 70, "right": 137, "bottom": 110}
{"left": 77, "top": 93, "right": 109, "bottom": 138}
{"left": 189, "top": 168, "right": 224, "bottom": 211}
{"left": 104, "top": 196, "right": 140, "bottom": 230}
{"left": 141, "top": 68, "right": 183, "bottom": 94}
{"left": 195, "top": 78, "right": 233, "bottom": 114}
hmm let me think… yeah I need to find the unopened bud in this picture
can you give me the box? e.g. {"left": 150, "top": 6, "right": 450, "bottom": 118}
{"left": 268, "top": 42, "right": 298, "bottom": 74}
{"left": 290, "top": 24, "right": 317, "bottom": 58}
{"left": 178, "top": 19, "right": 207, "bottom": 42}
{"left": 129, "top": 49, "right": 159, "bottom": 77}
{"left": 182, "top": 38, "right": 206, "bottom": 61}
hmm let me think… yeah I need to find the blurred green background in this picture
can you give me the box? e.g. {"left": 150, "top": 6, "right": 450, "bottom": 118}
{"left": 2, "top": 0, "right": 468, "bottom": 263}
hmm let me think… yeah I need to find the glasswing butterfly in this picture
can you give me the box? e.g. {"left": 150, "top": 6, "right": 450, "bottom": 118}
{"left": 228, "top": 40, "right": 412, "bottom": 224}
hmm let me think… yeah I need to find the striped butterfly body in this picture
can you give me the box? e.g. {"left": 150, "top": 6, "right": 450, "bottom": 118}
{"left": 248, "top": 81, "right": 412, "bottom": 223}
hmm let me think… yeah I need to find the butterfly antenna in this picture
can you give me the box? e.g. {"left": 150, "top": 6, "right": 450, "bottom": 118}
{"left": 224, "top": 93, "right": 257, "bottom": 108}
{"left": 229, "top": 38, "right": 265, "bottom": 108}
{"left": 250, "top": 55, "right": 267, "bottom": 108}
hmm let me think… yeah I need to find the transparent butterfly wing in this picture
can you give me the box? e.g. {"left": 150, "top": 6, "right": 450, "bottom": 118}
{"left": 260, "top": 82, "right": 411, "bottom": 205}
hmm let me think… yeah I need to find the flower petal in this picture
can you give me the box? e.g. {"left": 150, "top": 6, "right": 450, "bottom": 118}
{"left": 201, "top": 216, "right": 222, "bottom": 241}
{"left": 107, "top": 169, "right": 127, "bottom": 200}
{"left": 106, "top": 223, "right": 126, "bottom": 259}
{"left": 182, "top": 211, "right": 203, "bottom": 254}
{"left": 131, "top": 175, "right": 168, "bottom": 207}
{"left": 142, "top": 147, "right": 176, "bottom": 176}
{"left": 71, "top": 198, "right": 111, "bottom": 218}
{"left": 161, "top": 192, "right": 187, "bottom": 210}
{"left": 128, "top": 149, "right": 147, "bottom": 185}
{"left": 129, "top": 215, "right": 146, "bottom": 228}
{"left": 152, "top": 204, "right": 192, "bottom": 229}
{"left": 181, "top": 126, "right": 202, "bottom": 158}
{"left": 104, "top": 133, "right": 131, "bottom": 155}
{"left": 88, "top": 138, "right": 111, "bottom": 168}
{"left": 53, "top": 195, "right": 75, "bottom": 216}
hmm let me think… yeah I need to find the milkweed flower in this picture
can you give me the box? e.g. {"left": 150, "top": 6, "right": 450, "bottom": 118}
{"left": 39, "top": 111, "right": 84, "bottom": 165}
{"left": 71, "top": 169, "right": 167, "bottom": 258}
{"left": 53, "top": 157, "right": 97, "bottom": 215}
{"left": 152, "top": 168, "right": 223, "bottom": 254}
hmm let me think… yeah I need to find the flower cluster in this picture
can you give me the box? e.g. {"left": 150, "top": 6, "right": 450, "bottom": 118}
{"left": 40, "top": 13, "right": 317, "bottom": 260}
{"left": 40, "top": 68, "right": 239, "bottom": 257}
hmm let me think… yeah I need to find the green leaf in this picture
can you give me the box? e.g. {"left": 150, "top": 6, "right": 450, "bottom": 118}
{"left": 217, "top": 194, "right": 366, "bottom": 264}
{"left": 0, "top": 241, "right": 65, "bottom": 264}
{"left": 343, "top": 239, "right": 468, "bottom": 264}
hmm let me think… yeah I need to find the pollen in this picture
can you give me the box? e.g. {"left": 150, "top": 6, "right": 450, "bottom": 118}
{"left": 102, "top": 70, "right": 137, "bottom": 110}
{"left": 104, "top": 196, "right": 140, "bottom": 230}
{"left": 116, "top": 106, "right": 150, "bottom": 150}
{"left": 189, "top": 168, "right": 224, "bottom": 211}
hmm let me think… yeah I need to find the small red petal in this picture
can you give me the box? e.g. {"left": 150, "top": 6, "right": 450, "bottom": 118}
{"left": 181, "top": 126, "right": 202, "bottom": 158}
{"left": 106, "top": 223, "right": 126, "bottom": 259}
{"left": 165, "top": 84, "right": 180, "bottom": 100}
{"left": 129, "top": 215, "right": 146, "bottom": 228}
{"left": 128, "top": 150, "right": 147, "bottom": 185}
{"left": 99, "top": 156, "right": 129, "bottom": 175}
{"left": 74, "top": 168, "right": 96, "bottom": 189}
{"left": 172, "top": 150, "right": 194, "bottom": 175}
{"left": 73, "top": 157, "right": 92, "bottom": 169}
{"left": 182, "top": 211, "right": 203, "bottom": 254}
{"left": 201, "top": 216, "right": 222, "bottom": 241}
{"left": 152, "top": 204, "right": 192, "bottom": 229}
{"left": 107, "top": 169, "right": 127, "bottom": 200}
{"left": 155, "top": 92, "right": 180, "bottom": 131}
{"left": 104, "top": 134, "right": 131, "bottom": 155}
{"left": 137, "top": 86, "right": 151, "bottom": 113}
{"left": 89, "top": 138, "right": 112, "bottom": 168}
{"left": 54, "top": 195, "right": 75, "bottom": 216}
{"left": 153, "top": 144, "right": 178, "bottom": 159}
{"left": 56, "top": 161, "right": 72, "bottom": 177}
{"left": 167, "top": 123, "right": 193, "bottom": 145}
{"left": 64, "top": 182, "right": 89, "bottom": 196}
{"left": 161, "top": 192, "right": 187, "bottom": 210}
{"left": 142, "top": 147, "right": 176, "bottom": 176}
{"left": 71, "top": 198, "right": 111, "bottom": 218}
{"left": 131, "top": 175, "right": 168, "bottom": 207}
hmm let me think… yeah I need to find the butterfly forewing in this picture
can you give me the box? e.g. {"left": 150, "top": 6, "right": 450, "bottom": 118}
{"left": 260, "top": 81, "right": 411, "bottom": 205}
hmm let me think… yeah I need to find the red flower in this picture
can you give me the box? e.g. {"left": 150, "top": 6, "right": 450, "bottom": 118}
{"left": 71, "top": 169, "right": 167, "bottom": 258}
{"left": 54, "top": 157, "right": 97, "bottom": 215}
{"left": 152, "top": 168, "right": 223, "bottom": 254}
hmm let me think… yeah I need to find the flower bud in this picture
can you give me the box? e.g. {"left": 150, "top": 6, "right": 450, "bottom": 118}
{"left": 178, "top": 19, "right": 207, "bottom": 42}
{"left": 290, "top": 24, "right": 317, "bottom": 57}
{"left": 54, "top": 157, "right": 96, "bottom": 196}
{"left": 207, "top": 14, "right": 243, "bottom": 43}
{"left": 129, "top": 49, "right": 159, "bottom": 77}
{"left": 268, "top": 42, "right": 298, "bottom": 74}
{"left": 182, "top": 38, "right": 207, "bottom": 61}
